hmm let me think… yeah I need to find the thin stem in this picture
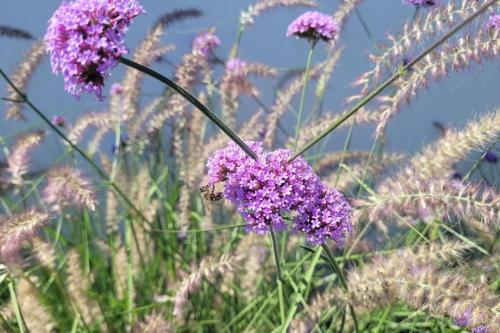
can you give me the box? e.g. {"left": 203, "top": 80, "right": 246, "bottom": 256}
{"left": 463, "top": 140, "right": 498, "bottom": 181}
{"left": 322, "top": 244, "right": 359, "bottom": 333}
{"left": 118, "top": 56, "right": 257, "bottom": 160}
{"left": 125, "top": 218, "right": 134, "bottom": 328}
{"left": 293, "top": 43, "right": 315, "bottom": 152}
{"left": 0, "top": 68, "right": 152, "bottom": 225}
{"left": 233, "top": 23, "right": 245, "bottom": 58}
{"left": 355, "top": 138, "right": 380, "bottom": 197}
{"left": 334, "top": 120, "right": 355, "bottom": 186}
{"left": 270, "top": 229, "right": 285, "bottom": 282}
{"left": 270, "top": 228, "right": 286, "bottom": 323}
{"left": 289, "top": 0, "right": 497, "bottom": 162}
{"left": 110, "top": 104, "right": 122, "bottom": 181}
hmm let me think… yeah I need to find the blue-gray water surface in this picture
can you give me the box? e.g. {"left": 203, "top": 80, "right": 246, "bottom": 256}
{"left": 1, "top": 1, "right": 499, "bottom": 175}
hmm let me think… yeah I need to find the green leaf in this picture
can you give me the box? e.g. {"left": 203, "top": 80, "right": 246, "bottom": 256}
{"left": 0, "top": 264, "right": 7, "bottom": 285}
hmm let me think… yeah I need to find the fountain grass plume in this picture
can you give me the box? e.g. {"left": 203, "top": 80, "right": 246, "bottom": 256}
{"left": 5, "top": 41, "right": 45, "bottom": 120}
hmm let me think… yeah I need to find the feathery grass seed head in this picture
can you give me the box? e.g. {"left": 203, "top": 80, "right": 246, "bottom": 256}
{"left": 0, "top": 209, "right": 50, "bottom": 259}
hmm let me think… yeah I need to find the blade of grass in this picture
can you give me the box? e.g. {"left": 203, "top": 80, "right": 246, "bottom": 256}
{"left": 322, "top": 244, "right": 359, "bottom": 333}
{"left": 8, "top": 280, "right": 27, "bottom": 333}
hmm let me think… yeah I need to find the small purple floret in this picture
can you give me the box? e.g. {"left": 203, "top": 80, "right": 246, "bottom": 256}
{"left": 286, "top": 11, "right": 339, "bottom": 42}
{"left": 192, "top": 31, "right": 220, "bottom": 58}
{"left": 45, "top": 0, "right": 144, "bottom": 100}
{"left": 206, "top": 141, "right": 264, "bottom": 184}
{"left": 484, "top": 151, "right": 498, "bottom": 163}
{"left": 51, "top": 115, "right": 65, "bottom": 127}
{"left": 454, "top": 308, "right": 489, "bottom": 333}
{"left": 454, "top": 308, "right": 472, "bottom": 327}
{"left": 487, "top": 14, "right": 500, "bottom": 31}
{"left": 473, "top": 326, "right": 489, "bottom": 333}
{"left": 110, "top": 82, "right": 124, "bottom": 95}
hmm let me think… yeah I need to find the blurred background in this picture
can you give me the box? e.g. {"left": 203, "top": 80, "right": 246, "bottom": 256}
{"left": 1, "top": 0, "right": 499, "bottom": 175}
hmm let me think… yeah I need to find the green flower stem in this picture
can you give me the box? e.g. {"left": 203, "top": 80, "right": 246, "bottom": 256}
{"left": 293, "top": 42, "right": 315, "bottom": 152}
{"left": 289, "top": 0, "right": 497, "bottom": 162}
{"left": 334, "top": 120, "right": 355, "bottom": 186}
{"left": 322, "top": 244, "right": 359, "bottom": 333}
{"left": 0, "top": 68, "right": 152, "bottom": 226}
{"left": 8, "top": 280, "right": 27, "bottom": 333}
{"left": 125, "top": 218, "right": 134, "bottom": 328}
{"left": 233, "top": 23, "right": 245, "bottom": 58}
{"left": 118, "top": 56, "right": 258, "bottom": 160}
{"left": 270, "top": 228, "right": 286, "bottom": 323}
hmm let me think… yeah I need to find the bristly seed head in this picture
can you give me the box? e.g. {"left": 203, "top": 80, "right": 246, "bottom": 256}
{"left": 43, "top": 166, "right": 97, "bottom": 212}
{"left": 0, "top": 209, "right": 50, "bottom": 260}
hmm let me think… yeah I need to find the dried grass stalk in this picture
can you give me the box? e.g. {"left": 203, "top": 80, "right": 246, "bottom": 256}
{"left": 5, "top": 41, "right": 45, "bottom": 120}
{"left": 5, "top": 130, "right": 45, "bottom": 186}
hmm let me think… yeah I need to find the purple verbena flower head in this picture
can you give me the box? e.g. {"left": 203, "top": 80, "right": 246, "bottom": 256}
{"left": 45, "top": 0, "right": 144, "bottom": 100}
{"left": 484, "top": 150, "right": 498, "bottom": 163}
{"left": 206, "top": 142, "right": 352, "bottom": 243}
{"left": 403, "top": 0, "right": 437, "bottom": 6}
{"left": 192, "top": 31, "right": 220, "bottom": 58}
{"left": 224, "top": 148, "right": 321, "bottom": 234}
{"left": 51, "top": 115, "right": 65, "bottom": 127}
{"left": 487, "top": 14, "right": 500, "bottom": 31}
{"left": 294, "top": 183, "right": 352, "bottom": 245}
{"left": 287, "top": 11, "right": 339, "bottom": 43}
{"left": 110, "top": 82, "right": 124, "bottom": 95}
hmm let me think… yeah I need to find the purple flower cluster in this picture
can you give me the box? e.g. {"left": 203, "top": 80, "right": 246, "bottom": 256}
{"left": 207, "top": 141, "right": 264, "bottom": 184}
{"left": 286, "top": 11, "right": 339, "bottom": 43}
{"left": 294, "top": 184, "right": 353, "bottom": 245}
{"left": 206, "top": 142, "right": 352, "bottom": 244}
{"left": 487, "top": 14, "right": 500, "bottom": 31}
{"left": 45, "top": 0, "right": 144, "bottom": 100}
{"left": 192, "top": 31, "right": 220, "bottom": 58}
{"left": 403, "top": 0, "right": 437, "bottom": 6}
{"left": 454, "top": 308, "right": 489, "bottom": 333}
